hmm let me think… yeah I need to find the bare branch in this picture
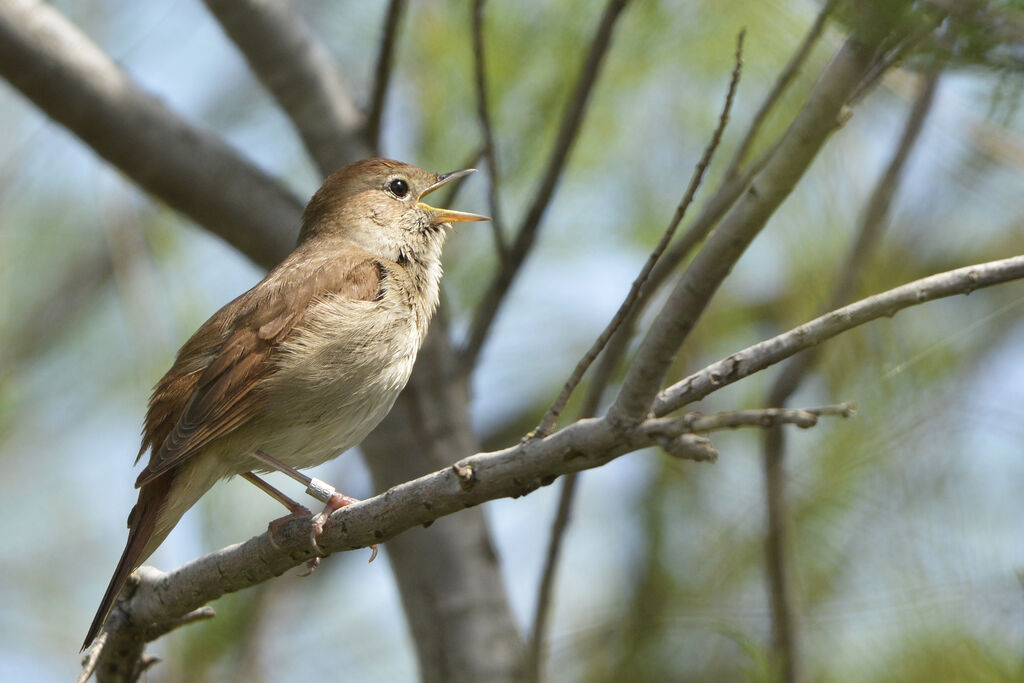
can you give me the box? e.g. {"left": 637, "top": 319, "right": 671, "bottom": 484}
{"left": 462, "top": 0, "right": 631, "bottom": 365}
{"left": 762, "top": 424, "right": 795, "bottom": 683}
{"left": 725, "top": 0, "right": 840, "bottom": 178}
{"left": 143, "top": 606, "right": 217, "bottom": 641}
{"left": 472, "top": 0, "right": 509, "bottom": 260}
{"left": 531, "top": 30, "right": 744, "bottom": 440}
{"left": 367, "top": 0, "right": 408, "bottom": 155}
{"left": 760, "top": 71, "right": 939, "bottom": 682}
{"left": 527, "top": 37, "right": 749, "bottom": 676}
{"left": 609, "top": 34, "right": 888, "bottom": 425}
{"left": 525, "top": 471, "right": 580, "bottom": 683}
{"left": 771, "top": 72, "right": 940, "bottom": 409}
{"left": 0, "top": 0, "right": 302, "bottom": 269}
{"left": 576, "top": 0, "right": 841, "bottom": 399}
{"left": 573, "top": 97, "right": 766, "bottom": 425}
{"left": 87, "top": 397, "right": 851, "bottom": 668}
{"left": 648, "top": 403, "right": 856, "bottom": 434}
{"left": 657, "top": 433, "right": 719, "bottom": 462}
{"left": 202, "top": 0, "right": 369, "bottom": 174}
{"left": 76, "top": 632, "right": 106, "bottom": 683}
{"left": 654, "top": 255, "right": 1024, "bottom": 416}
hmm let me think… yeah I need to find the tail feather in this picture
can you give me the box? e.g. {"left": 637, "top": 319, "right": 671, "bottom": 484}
{"left": 82, "top": 474, "right": 173, "bottom": 651}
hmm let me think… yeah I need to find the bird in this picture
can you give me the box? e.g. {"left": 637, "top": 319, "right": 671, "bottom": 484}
{"left": 83, "top": 158, "right": 488, "bottom": 650}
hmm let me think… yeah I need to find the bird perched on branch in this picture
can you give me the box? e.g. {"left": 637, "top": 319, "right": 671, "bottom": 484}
{"left": 83, "top": 158, "right": 487, "bottom": 650}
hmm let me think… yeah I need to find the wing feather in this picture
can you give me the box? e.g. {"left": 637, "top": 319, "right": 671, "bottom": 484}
{"left": 134, "top": 250, "right": 384, "bottom": 488}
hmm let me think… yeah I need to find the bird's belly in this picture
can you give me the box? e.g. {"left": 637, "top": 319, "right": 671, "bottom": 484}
{"left": 250, "top": 297, "right": 421, "bottom": 471}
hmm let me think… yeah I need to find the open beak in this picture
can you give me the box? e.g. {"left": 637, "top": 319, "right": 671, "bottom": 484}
{"left": 417, "top": 168, "right": 490, "bottom": 226}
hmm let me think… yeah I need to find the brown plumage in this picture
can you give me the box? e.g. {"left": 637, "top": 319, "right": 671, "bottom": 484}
{"left": 83, "top": 159, "right": 486, "bottom": 650}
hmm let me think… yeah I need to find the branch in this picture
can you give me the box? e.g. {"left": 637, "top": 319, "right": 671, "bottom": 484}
{"left": 531, "top": 30, "right": 744, "bottom": 439}
{"left": 366, "top": 0, "right": 407, "bottom": 155}
{"left": 524, "top": 31, "right": 743, "bottom": 680}
{"left": 608, "top": 34, "right": 887, "bottom": 425}
{"left": 576, "top": 0, "right": 845, "bottom": 397}
{"left": 201, "top": 0, "right": 369, "bottom": 174}
{"left": 87, "top": 402, "right": 849, "bottom": 672}
{"left": 654, "top": 255, "right": 1024, "bottom": 416}
{"left": 574, "top": 18, "right": 821, "bottom": 426}
{"left": 760, "top": 71, "right": 939, "bottom": 682}
{"left": 648, "top": 403, "right": 856, "bottom": 434}
{"left": 724, "top": 0, "right": 840, "bottom": 179}
{"left": 0, "top": 0, "right": 301, "bottom": 269}
{"left": 472, "top": 0, "right": 509, "bottom": 260}
{"left": 461, "top": 0, "right": 631, "bottom": 365}
{"left": 770, "top": 71, "right": 940, "bottom": 408}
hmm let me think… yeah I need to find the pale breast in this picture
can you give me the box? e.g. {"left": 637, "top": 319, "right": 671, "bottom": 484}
{"left": 251, "top": 289, "right": 424, "bottom": 471}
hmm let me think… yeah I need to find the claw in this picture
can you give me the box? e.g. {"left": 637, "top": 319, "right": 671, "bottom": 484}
{"left": 299, "top": 556, "right": 321, "bottom": 577}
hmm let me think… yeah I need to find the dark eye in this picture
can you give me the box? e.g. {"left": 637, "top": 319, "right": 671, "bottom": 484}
{"left": 388, "top": 178, "right": 409, "bottom": 198}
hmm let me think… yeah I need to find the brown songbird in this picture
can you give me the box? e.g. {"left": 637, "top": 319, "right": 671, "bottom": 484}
{"left": 83, "top": 158, "right": 487, "bottom": 650}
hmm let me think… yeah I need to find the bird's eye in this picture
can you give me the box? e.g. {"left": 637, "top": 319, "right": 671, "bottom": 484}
{"left": 388, "top": 178, "right": 409, "bottom": 198}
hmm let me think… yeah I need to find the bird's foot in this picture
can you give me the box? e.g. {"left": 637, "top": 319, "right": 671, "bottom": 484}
{"left": 308, "top": 491, "right": 379, "bottom": 563}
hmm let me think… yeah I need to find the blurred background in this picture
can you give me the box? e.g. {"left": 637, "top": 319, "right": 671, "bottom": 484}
{"left": 1, "top": 0, "right": 1022, "bottom": 680}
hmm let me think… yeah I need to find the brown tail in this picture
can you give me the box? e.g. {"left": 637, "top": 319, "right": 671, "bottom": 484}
{"left": 82, "top": 474, "right": 173, "bottom": 651}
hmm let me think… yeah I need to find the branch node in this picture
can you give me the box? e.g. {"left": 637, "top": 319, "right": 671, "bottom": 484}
{"left": 657, "top": 434, "right": 718, "bottom": 462}
{"left": 562, "top": 448, "right": 587, "bottom": 462}
{"left": 452, "top": 462, "right": 477, "bottom": 490}
{"left": 837, "top": 104, "right": 854, "bottom": 126}
{"left": 144, "top": 606, "right": 216, "bottom": 641}
{"left": 965, "top": 268, "right": 980, "bottom": 293}
{"left": 139, "top": 654, "right": 161, "bottom": 674}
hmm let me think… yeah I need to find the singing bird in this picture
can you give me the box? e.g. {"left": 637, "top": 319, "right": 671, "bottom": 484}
{"left": 83, "top": 158, "right": 487, "bottom": 649}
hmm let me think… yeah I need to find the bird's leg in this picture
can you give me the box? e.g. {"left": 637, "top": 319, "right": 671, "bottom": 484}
{"left": 251, "top": 450, "right": 377, "bottom": 563}
{"left": 240, "top": 472, "right": 311, "bottom": 532}
{"left": 240, "top": 472, "right": 323, "bottom": 573}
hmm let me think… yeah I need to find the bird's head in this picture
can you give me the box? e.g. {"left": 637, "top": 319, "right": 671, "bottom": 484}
{"left": 298, "top": 158, "right": 488, "bottom": 263}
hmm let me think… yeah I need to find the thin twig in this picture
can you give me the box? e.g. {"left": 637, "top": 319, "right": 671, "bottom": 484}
{"left": 770, "top": 71, "right": 940, "bottom": 409}
{"left": 366, "top": 0, "right": 407, "bottom": 154}
{"left": 654, "top": 255, "right": 1024, "bottom": 416}
{"left": 461, "top": 0, "right": 631, "bottom": 366}
{"left": 608, "top": 35, "right": 889, "bottom": 425}
{"left": 524, "top": 470, "right": 580, "bottom": 683}
{"left": 759, "top": 71, "right": 939, "bottom": 683}
{"left": 847, "top": 9, "right": 946, "bottom": 107}
{"left": 762, "top": 424, "right": 796, "bottom": 683}
{"left": 574, "top": 76, "right": 777, "bottom": 416}
{"left": 143, "top": 606, "right": 217, "bottom": 641}
{"left": 472, "top": 0, "right": 508, "bottom": 261}
{"left": 725, "top": 0, "right": 840, "bottom": 179}
{"left": 647, "top": 403, "right": 857, "bottom": 434}
{"left": 649, "top": 404, "right": 856, "bottom": 461}
{"left": 588, "top": 11, "right": 828, "bottom": 383}
{"left": 523, "top": 315, "right": 619, "bottom": 681}
{"left": 524, "top": 37, "right": 744, "bottom": 681}
{"left": 533, "top": 30, "right": 745, "bottom": 438}
{"left": 76, "top": 632, "right": 106, "bottom": 683}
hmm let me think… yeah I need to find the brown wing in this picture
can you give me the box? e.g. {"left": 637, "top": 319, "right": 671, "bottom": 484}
{"left": 133, "top": 249, "right": 384, "bottom": 488}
